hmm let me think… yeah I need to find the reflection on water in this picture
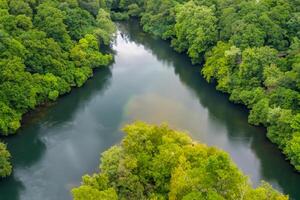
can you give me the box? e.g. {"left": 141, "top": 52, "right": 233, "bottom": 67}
{"left": 125, "top": 92, "right": 208, "bottom": 131}
{"left": 0, "top": 20, "right": 299, "bottom": 200}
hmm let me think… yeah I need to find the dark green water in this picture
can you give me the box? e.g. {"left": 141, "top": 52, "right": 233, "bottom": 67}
{"left": 0, "top": 21, "right": 299, "bottom": 200}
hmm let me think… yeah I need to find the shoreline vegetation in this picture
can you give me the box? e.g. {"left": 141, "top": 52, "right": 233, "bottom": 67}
{"left": 0, "top": 0, "right": 115, "bottom": 177}
{"left": 73, "top": 122, "right": 288, "bottom": 200}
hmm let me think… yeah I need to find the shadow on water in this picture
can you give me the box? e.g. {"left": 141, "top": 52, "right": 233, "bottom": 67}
{"left": 118, "top": 20, "right": 300, "bottom": 200}
{"left": 0, "top": 67, "right": 112, "bottom": 200}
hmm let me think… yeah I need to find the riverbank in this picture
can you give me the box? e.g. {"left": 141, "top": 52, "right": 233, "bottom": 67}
{"left": 0, "top": 1, "right": 116, "bottom": 178}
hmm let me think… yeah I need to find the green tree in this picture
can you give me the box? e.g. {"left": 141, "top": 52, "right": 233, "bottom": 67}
{"left": 171, "top": 1, "right": 217, "bottom": 63}
{"left": 140, "top": 0, "right": 178, "bottom": 39}
{"left": 248, "top": 98, "right": 269, "bottom": 126}
{"left": 8, "top": 0, "right": 32, "bottom": 17}
{"left": 72, "top": 122, "right": 288, "bottom": 200}
{"left": 0, "top": 102, "right": 21, "bottom": 135}
{"left": 78, "top": 0, "right": 101, "bottom": 15}
{"left": 70, "top": 34, "right": 112, "bottom": 69}
{"left": 238, "top": 47, "right": 278, "bottom": 87}
{"left": 0, "top": 142, "right": 12, "bottom": 178}
{"left": 285, "top": 133, "right": 300, "bottom": 171}
{"left": 202, "top": 42, "right": 240, "bottom": 92}
{"left": 230, "top": 22, "right": 265, "bottom": 49}
{"left": 63, "top": 7, "right": 96, "bottom": 40}
{"left": 34, "top": 2, "right": 72, "bottom": 47}
{"left": 94, "top": 9, "right": 116, "bottom": 45}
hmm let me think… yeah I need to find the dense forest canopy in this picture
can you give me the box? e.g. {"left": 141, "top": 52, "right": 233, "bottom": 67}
{"left": 93, "top": 0, "right": 300, "bottom": 172}
{"left": 0, "top": 0, "right": 115, "bottom": 177}
{"left": 72, "top": 122, "right": 288, "bottom": 200}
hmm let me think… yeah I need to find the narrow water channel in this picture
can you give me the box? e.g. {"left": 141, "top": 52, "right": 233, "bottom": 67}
{"left": 0, "top": 21, "right": 299, "bottom": 200}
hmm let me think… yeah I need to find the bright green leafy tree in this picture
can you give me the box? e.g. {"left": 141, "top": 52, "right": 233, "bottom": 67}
{"left": 72, "top": 122, "right": 288, "bottom": 200}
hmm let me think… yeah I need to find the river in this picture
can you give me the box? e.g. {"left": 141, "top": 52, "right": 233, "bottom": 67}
{"left": 0, "top": 21, "right": 299, "bottom": 200}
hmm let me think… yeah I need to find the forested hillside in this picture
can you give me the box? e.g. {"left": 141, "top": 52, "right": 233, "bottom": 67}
{"left": 101, "top": 0, "right": 300, "bottom": 171}
{"left": 0, "top": 0, "right": 115, "bottom": 177}
{"left": 73, "top": 122, "right": 288, "bottom": 200}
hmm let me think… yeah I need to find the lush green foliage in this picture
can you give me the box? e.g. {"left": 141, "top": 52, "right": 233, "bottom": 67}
{"left": 104, "top": 0, "right": 300, "bottom": 171}
{"left": 72, "top": 122, "right": 288, "bottom": 200}
{"left": 0, "top": 0, "right": 115, "bottom": 175}
{"left": 0, "top": 0, "right": 115, "bottom": 135}
{"left": 0, "top": 142, "right": 11, "bottom": 178}
{"left": 171, "top": 1, "right": 217, "bottom": 64}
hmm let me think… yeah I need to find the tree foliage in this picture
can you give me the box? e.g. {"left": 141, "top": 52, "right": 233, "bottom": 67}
{"left": 171, "top": 1, "right": 217, "bottom": 63}
{"left": 0, "top": 142, "right": 12, "bottom": 178}
{"left": 72, "top": 122, "right": 288, "bottom": 200}
{"left": 0, "top": 0, "right": 115, "bottom": 135}
{"left": 0, "top": 0, "right": 116, "bottom": 175}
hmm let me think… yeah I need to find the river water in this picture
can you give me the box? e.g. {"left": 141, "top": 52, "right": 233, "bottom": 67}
{"left": 0, "top": 21, "right": 299, "bottom": 200}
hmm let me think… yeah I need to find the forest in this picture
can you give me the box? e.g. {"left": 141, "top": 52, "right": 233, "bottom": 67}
{"left": 100, "top": 0, "right": 300, "bottom": 172}
{"left": 0, "top": 0, "right": 115, "bottom": 177}
{"left": 72, "top": 122, "right": 288, "bottom": 200}
{"left": 0, "top": 0, "right": 299, "bottom": 199}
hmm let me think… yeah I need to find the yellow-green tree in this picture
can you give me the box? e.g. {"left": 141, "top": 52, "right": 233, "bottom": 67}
{"left": 0, "top": 142, "right": 12, "bottom": 178}
{"left": 72, "top": 122, "right": 288, "bottom": 200}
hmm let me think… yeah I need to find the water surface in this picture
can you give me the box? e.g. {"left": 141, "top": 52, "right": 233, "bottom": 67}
{"left": 0, "top": 21, "right": 299, "bottom": 200}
